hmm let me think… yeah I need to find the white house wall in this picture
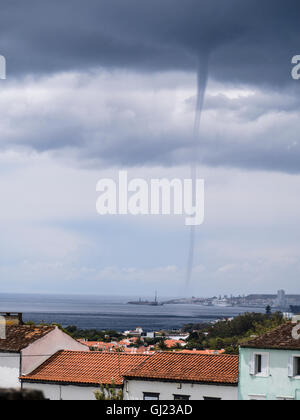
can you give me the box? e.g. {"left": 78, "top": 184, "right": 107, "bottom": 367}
{"left": 124, "top": 379, "right": 238, "bottom": 401}
{"left": 21, "top": 327, "right": 89, "bottom": 375}
{"left": 0, "top": 353, "right": 20, "bottom": 388}
{"left": 23, "top": 379, "right": 238, "bottom": 400}
{"left": 23, "top": 382, "right": 106, "bottom": 401}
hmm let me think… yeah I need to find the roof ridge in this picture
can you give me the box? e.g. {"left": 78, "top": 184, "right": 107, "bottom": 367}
{"left": 59, "top": 350, "right": 152, "bottom": 356}
{"left": 158, "top": 351, "right": 238, "bottom": 358}
{"left": 6, "top": 324, "right": 55, "bottom": 328}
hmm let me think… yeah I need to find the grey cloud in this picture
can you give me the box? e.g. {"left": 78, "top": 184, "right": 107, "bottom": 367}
{"left": 1, "top": 71, "right": 300, "bottom": 173}
{"left": 204, "top": 88, "right": 300, "bottom": 119}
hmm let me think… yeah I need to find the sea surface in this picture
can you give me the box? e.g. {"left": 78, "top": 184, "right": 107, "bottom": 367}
{"left": 0, "top": 293, "right": 265, "bottom": 332}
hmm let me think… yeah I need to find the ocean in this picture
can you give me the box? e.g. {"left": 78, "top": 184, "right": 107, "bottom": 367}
{"left": 0, "top": 293, "right": 265, "bottom": 332}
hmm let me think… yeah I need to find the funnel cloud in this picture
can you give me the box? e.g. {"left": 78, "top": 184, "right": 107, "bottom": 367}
{"left": 186, "top": 56, "right": 208, "bottom": 292}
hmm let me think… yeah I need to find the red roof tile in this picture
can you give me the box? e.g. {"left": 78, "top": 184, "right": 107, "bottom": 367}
{"left": 181, "top": 349, "right": 225, "bottom": 355}
{"left": 123, "top": 347, "right": 155, "bottom": 354}
{"left": 0, "top": 325, "right": 55, "bottom": 353}
{"left": 125, "top": 352, "right": 239, "bottom": 384}
{"left": 241, "top": 322, "right": 300, "bottom": 350}
{"left": 164, "top": 339, "right": 186, "bottom": 348}
{"left": 21, "top": 351, "right": 150, "bottom": 386}
{"left": 82, "top": 341, "right": 116, "bottom": 349}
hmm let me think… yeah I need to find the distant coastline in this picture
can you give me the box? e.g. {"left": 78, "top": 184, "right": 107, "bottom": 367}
{"left": 0, "top": 292, "right": 266, "bottom": 332}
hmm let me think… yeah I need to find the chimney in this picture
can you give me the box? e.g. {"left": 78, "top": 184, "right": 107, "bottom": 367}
{"left": 18, "top": 313, "right": 23, "bottom": 325}
{"left": 0, "top": 313, "right": 23, "bottom": 326}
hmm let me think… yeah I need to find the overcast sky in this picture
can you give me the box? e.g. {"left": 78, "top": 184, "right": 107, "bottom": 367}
{"left": 0, "top": 0, "right": 300, "bottom": 297}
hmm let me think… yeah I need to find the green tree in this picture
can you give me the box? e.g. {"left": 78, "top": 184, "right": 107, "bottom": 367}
{"left": 184, "top": 312, "right": 285, "bottom": 355}
{"left": 135, "top": 337, "right": 144, "bottom": 347}
{"left": 158, "top": 339, "right": 167, "bottom": 351}
{"left": 266, "top": 305, "right": 272, "bottom": 316}
{"left": 25, "top": 321, "right": 36, "bottom": 326}
{"left": 94, "top": 380, "right": 123, "bottom": 401}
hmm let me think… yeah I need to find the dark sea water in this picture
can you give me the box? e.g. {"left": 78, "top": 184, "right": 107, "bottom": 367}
{"left": 0, "top": 293, "right": 265, "bottom": 332}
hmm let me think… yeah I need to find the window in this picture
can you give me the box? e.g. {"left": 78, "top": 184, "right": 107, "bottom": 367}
{"left": 124, "top": 381, "right": 129, "bottom": 393}
{"left": 255, "top": 354, "right": 262, "bottom": 375}
{"left": 174, "top": 395, "right": 190, "bottom": 400}
{"left": 294, "top": 357, "right": 300, "bottom": 376}
{"left": 249, "top": 353, "right": 269, "bottom": 377}
{"left": 143, "top": 393, "right": 160, "bottom": 400}
{"left": 288, "top": 356, "right": 300, "bottom": 378}
{"left": 203, "top": 397, "right": 221, "bottom": 401}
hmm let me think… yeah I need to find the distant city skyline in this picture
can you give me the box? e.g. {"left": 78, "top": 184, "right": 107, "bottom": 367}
{"left": 0, "top": 289, "right": 300, "bottom": 300}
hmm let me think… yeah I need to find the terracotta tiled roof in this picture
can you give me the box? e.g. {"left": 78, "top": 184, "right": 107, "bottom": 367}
{"left": 21, "top": 351, "right": 150, "bottom": 386}
{"left": 80, "top": 341, "right": 117, "bottom": 349}
{"left": 0, "top": 325, "right": 55, "bottom": 353}
{"left": 119, "top": 337, "right": 139, "bottom": 345}
{"left": 123, "top": 347, "right": 155, "bottom": 354}
{"left": 181, "top": 349, "right": 225, "bottom": 355}
{"left": 78, "top": 339, "right": 154, "bottom": 354}
{"left": 241, "top": 322, "right": 300, "bottom": 350}
{"left": 125, "top": 352, "right": 239, "bottom": 384}
{"left": 164, "top": 339, "right": 186, "bottom": 348}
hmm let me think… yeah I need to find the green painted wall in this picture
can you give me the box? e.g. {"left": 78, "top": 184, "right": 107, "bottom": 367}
{"left": 239, "top": 347, "right": 300, "bottom": 400}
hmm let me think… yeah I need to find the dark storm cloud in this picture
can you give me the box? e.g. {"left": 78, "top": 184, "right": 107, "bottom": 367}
{"left": 1, "top": 0, "right": 300, "bottom": 174}
{"left": 1, "top": 0, "right": 300, "bottom": 86}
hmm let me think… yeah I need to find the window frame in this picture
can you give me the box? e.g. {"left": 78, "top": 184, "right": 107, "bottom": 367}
{"left": 143, "top": 392, "right": 160, "bottom": 401}
{"left": 294, "top": 356, "right": 300, "bottom": 377}
{"left": 250, "top": 352, "right": 270, "bottom": 377}
{"left": 255, "top": 354, "right": 263, "bottom": 375}
{"left": 173, "top": 394, "right": 191, "bottom": 400}
{"left": 290, "top": 355, "right": 300, "bottom": 379}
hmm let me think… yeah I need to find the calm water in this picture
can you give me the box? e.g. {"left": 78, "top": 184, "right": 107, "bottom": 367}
{"left": 0, "top": 293, "right": 265, "bottom": 332}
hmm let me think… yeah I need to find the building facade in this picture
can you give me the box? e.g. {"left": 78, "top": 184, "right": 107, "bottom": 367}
{"left": 0, "top": 325, "right": 88, "bottom": 388}
{"left": 21, "top": 351, "right": 149, "bottom": 400}
{"left": 21, "top": 350, "right": 239, "bottom": 400}
{"left": 124, "top": 352, "right": 239, "bottom": 401}
{"left": 239, "top": 322, "right": 300, "bottom": 400}
{"left": 124, "top": 379, "right": 237, "bottom": 400}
